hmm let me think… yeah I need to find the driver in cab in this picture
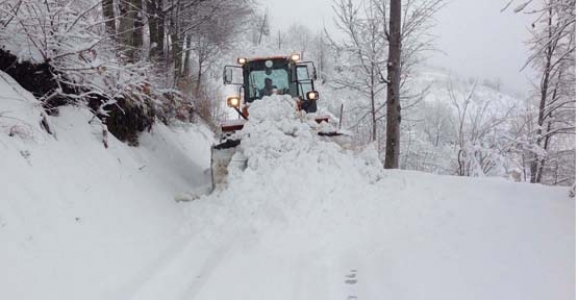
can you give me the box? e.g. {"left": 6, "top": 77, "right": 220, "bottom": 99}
{"left": 259, "top": 78, "right": 277, "bottom": 98}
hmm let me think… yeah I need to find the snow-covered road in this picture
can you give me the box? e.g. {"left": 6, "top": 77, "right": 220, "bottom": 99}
{"left": 136, "top": 170, "right": 573, "bottom": 300}
{"left": 134, "top": 97, "right": 575, "bottom": 300}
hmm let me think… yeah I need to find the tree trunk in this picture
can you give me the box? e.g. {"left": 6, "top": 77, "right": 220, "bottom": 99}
{"left": 278, "top": 30, "right": 282, "bottom": 50}
{"left": 370, "top": 66, "right": 377, "bottom": 142}
{"left": 118, "top": 0, "right": 140, "bottom": 62}
{"left": 195, "top": 54, "right": 203, "bottom": 96}
{"left": 118, "top": 1, "right": 132, "bottom": 58}
{"left": 258, "top": 12, "right": 268, "bottom": 45}
{"left": 118, "top": 1, "right": 130, "bottom": 44}
{"left": 169, "top": 0, "right": 183, "bottom": 86}
{"left": 170, "top": 28, "right": 185, "bottom": 86}
{"left": 195, "top": 37, "right": 205, "bottom": 96}
{"left": 102, "top": 0, "right": 116, "bottom": 37}
{"left": 183, "top": 34, "right": 192, "bottom": 77}
{"left": 384, "top": 0, "right": 402, "bottom": 169}
{"left": 537, "top": 119, "right": 553, "bottom": 183}
{"left": 172, "top": 32, "right": 182, "bottom": 84}
{"left": 132, "top": 0, "right": 144, "bottom": 60}
{"left": 530, "top": 5, "right": 554, "bottom": 183}
{"left": 148, "top": 0, "right": 165, "bottom": 64}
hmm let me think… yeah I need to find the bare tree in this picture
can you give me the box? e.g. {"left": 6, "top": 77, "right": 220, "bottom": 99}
{"left": 257, "top": 10, "right": 270, "bottom": 45}
{"left": 326, "top": 0, "right": 444, "bottom": 162}
{"left": 247, "top": 8, "right": 269, "bottom": 45}
{"left": 326, "top": 0, "right": 387, "bottom": 143}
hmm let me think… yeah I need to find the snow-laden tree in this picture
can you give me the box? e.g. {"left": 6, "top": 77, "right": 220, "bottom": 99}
{"left": 399, "top": 74, "right": 528, "bottom": 179}
{"left": 326, "top": 0, "right": 387, "bottom": 144}
{"left": 0, "top": 0, "right": 257, "bottom": 144}
{"left": 0, "top": 0, "right": 150, "bottom": 104}
{"left": 507, "top": 0, "right": 576, "bottom": 185}
{"left": 447, "top": 80, "right": 523, "bottom": 177}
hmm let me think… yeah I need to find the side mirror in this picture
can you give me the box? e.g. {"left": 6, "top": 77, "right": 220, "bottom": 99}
{"left": 223, "top": 65, "right": 243, "bottom": 85}
{"left": 223, "top": 68, "right": 233, "bottom": 84}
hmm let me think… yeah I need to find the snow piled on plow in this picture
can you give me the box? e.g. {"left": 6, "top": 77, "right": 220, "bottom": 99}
{"left": 179, "top": 95, "right": 575, "bottom": 300}
{"left": 216, "top": 95, "right": 380, "bottom": 207}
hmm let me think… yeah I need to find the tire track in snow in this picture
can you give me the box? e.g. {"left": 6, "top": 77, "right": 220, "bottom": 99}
{"left": 124, "top": 234, "right": 235, "bottom": 300}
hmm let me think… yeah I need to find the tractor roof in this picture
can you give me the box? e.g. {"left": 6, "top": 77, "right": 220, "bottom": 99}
{"left": 247, "top": 55, "right": 288, "bottom": 62}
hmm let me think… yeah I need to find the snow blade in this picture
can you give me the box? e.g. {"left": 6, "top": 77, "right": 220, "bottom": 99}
{"left": 211, "top": 139, "right": 242, "bottom": 192}
{"left": 317, "top": 131, "right": 353, "bottom": 149}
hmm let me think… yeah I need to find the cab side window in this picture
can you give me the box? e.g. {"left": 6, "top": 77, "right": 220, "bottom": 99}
{"left": 296, "top": 66, "right": 313, "bottom": 97}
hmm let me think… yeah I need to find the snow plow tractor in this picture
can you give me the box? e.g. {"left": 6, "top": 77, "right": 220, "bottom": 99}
{"left": 210, "top": 54, "right": 343, "bottom": 191}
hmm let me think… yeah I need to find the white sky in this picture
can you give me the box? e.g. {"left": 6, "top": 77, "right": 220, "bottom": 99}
{"left": 262, "top": 0, "right": 536, "bottom": 94}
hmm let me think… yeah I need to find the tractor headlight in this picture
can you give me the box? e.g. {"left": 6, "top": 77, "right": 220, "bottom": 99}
{"left": 290, "top": 53, "right": 300, "bottom": 62}
{"left": 237, "top": 57, "right": 247, "bottom": 65}
{"left": 227, "top": 96, "right": 241, "bottom": 108}
{"left": 306, "top": 91, "right": 319, "bottom": 101}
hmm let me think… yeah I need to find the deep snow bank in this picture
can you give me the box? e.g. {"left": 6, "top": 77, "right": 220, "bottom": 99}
{"left": 0, "top": 71, "right": 213, "bottom": 299}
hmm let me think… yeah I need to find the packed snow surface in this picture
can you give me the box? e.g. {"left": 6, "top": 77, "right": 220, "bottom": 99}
{"left": 0, "top": 80, "right": 574, "bottom": 299}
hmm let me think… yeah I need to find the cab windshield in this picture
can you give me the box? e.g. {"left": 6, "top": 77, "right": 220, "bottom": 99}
{"left": 247, "top": 59, "right": 290, "bottom": 100}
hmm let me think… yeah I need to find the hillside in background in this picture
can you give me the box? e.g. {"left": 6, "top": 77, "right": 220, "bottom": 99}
{"left": 315, "top": 65, "right": 575, "bottom": 183}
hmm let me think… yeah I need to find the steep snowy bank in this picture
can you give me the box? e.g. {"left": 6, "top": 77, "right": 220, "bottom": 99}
{"left": 0, "top": 71, "right": 213, "bottom": 299}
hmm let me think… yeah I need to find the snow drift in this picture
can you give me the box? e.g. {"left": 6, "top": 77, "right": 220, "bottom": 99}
{"left": 0, "top": 78, "right": 574, "bottom": 300}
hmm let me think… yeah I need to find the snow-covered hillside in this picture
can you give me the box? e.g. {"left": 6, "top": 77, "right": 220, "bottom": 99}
{"left": 318, "top": 66, "right": 555, "bottom": 180}
{"left": 0, "top": 73, "right": 574, "bottom": 300}
{"left": 0, "top": 71, "right": 214, "bottom": 299}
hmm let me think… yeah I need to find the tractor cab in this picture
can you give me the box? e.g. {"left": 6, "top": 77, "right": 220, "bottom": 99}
{"left": 223, "top": 54, "right": 320, "bottom": 119}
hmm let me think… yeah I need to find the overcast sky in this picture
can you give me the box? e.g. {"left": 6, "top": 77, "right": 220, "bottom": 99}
{"left": 263, "top": 0, "right": 535, "bottom": 94}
